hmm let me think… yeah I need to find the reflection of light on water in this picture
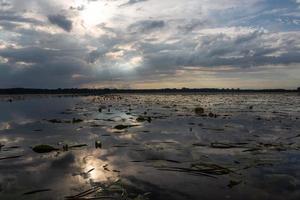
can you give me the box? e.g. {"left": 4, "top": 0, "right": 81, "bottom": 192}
{"left": 78, "top": 150, "right": 119, "bottom": 183}
{"left": 0, "top": 136, "right": 24, "bottom": 145}
{"left": 83, "top": 157, "right": 106, "bottom": 181}
{"left": 118, "top": 133, "right": 137, "bottom": 140}
{"left": 0, "top": 122, "right": 11, "bottom": 130}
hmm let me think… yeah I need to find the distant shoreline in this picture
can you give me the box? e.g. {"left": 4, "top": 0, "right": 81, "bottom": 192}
{"left": 0, "top": 88, "right": 299, "bottom": 95}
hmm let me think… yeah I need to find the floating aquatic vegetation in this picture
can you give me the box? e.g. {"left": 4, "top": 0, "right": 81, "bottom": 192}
{"left": 136, "top": 116, "right": 152, "bottom": 123}
{"left": 192, "top": 143, "right": 206, "bottom": 147}
{"left": 86, "top": 168, "right": 95, "bottom": 174}
{"left": 285, "top": 134, "right": 300, "bottom": 140}
{"left": 210, "top": 142, "right": 249, "bottom": 149}
{"left": 241, "top": 157, "right": 280, "bottom": 169}
{"left": 242, "top": 148, "right": 263, "bottom": 152}
{"left": 208, "top": 112, "right": 218, "bottom": 118}
{"left": 72, "top": 118, "right": 83, "bottom": 123}
{"left": 73, "top": 168, "right": 95, "bottom": 179}
{"left": 90, "top": 124, "right": 103, "bottom": 127}
{"left": 32, "top": 145, "right": 59, "bottom": 153}
{"left": 1, "top": 94, "right": 300, "bottom": 199}
{"left": 114, "top": 124, "right": 129, "bottom": 130}
{"left": 112, "top": 144, "right": 130, "bottom": 148}
{"left": 47, "top": 118, "right": 83, "bottom": 124}
{"left": 64, "top": 186, "right": 103, "bottom": 200}
{"left": 62, "top": 143, "right": 88, "bottom": 151}
{"left": 69, "top": 144, "right": 88, "bottom": 148}
{"left": 242, "top": 142, "right": 293, "bottom": 153}
{"left": 155, "top": 166, "right": 217, "bottom": 178}
{"left": 190, "top": 162, "right": 233, "bottom": 175}
{"left": 0, "top": 155, "right": 23, "bottom": 160}
{"left": 63, "top": 144, "right": 69, "bottom": 151}
{"left": 194, "top": 107, "right": 204, "bottom": 115}
{"left": 131, "top": 158, "right": 182, "bottom": 164}
{"left": 65, "top": 179, "right": 150, "bottom": 200}
{"left": 1, "top": 146, "right": 21, "bottom": 152}
{"left": 103, "top": 164, "right": 110, "bottom": 171}
{"left": 227, "top": 180, "right": 242, "bottom": 188}
{"left": 23, "top": 189, "right": 51, "bottom": 195}
{"left": 114, "top": 124, "right": 138, "bottom": 130}
{"left": 48, "top": 119, "right": 63, "bottom": 123}
{"left": 95, "top": 141, "right": 102, "bottom": 149}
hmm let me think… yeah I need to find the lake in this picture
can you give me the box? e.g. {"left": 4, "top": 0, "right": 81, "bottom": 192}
{"left": 0, "top": 93, "right": 300, "bottom": 200}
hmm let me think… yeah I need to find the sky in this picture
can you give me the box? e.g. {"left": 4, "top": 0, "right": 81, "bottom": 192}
{"left": 0, "top": 0, "right": 300, "bottom": 89}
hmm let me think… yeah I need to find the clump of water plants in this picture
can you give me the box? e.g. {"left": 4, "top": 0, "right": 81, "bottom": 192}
{"left": 23, "top": 189, "right": 51, "bottom": 195}
{"left": 136, "top": 116, "right": 152, "bottom": 123}
{"left": 72, "top": 118, "right": 83, "bottom": 123}
{"left": 228, "top": 180, "right": 242, "bottom": 188}
{"left": 63, "top": 144, "right": 69, "bottom": 151}
{"left": 114, "top": 124, "right": 138, "bottom": 130}
{"left": 0, "top": 155, "right": 23, "bottom": 160}
{"left": 69, "top": 144, "right": 88, "bottom": 148}
{"left": 95, "top": 140, "right": 102, "bottom": 149}
{"left": 208, "top": 112, "right": 217, "bottom": 118}
{"left": 32, "top": 145, "right": 59, "bottom": 153}
{"left": 48, "top": 119, "right": 63, "bottom": 123}
{"left": 190, "top": 162, "right": 233, "bottom": 175}
{"left": 65, "top": 179, "right": 150, "bottom": 200}
{"left": 195, "top": 107, "right": 204, "bottom": 115}
{"left": 114, "top": 125, "right": 129, "bottom": 130}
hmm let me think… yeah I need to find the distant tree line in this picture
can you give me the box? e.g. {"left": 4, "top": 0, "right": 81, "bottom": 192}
{"left": 0, "top": 87, "right": 298, "bottom": 95}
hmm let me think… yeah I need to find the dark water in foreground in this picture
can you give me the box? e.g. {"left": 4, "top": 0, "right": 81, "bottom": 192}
{"left": 0, "top": 93, "right": 300, "bottom": 200}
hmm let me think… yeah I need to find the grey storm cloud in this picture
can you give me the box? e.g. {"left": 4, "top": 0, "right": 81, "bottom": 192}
{"left": 0, "top": 10, "right": 42, "bottom": 25}
{"left": 0, "top": 47, "right": 93, "bottom": 88}
{"left": 0, "top": 47, "right": 62, "bottom": 63}
{"left": 128, "top": 20, "right": 165, "bottom": 33}
{"left": 135, "top": 30, "right": 300, "bottom": 76}
{"left": 47, "top": 14, "right": 73, "bottom": 32}
{"left": 119, "top": 0, "right": 148, "bottom": 7}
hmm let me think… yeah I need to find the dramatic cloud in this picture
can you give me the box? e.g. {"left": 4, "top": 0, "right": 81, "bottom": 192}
{"left": 119, "top": 0, "right": 148, "bottom": 7}
{"left": 47, "top": 14, "right": 73, "bottom": 32}
{"left": 128, "top": 20, "right": 165, "bottom": 33}
{"left": 0, "top": 0, "right": 299, "bottom": 89}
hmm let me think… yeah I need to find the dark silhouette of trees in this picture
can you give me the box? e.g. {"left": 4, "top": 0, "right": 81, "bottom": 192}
{"left": 0, "top": 87, "right": 298, "bottom": 95}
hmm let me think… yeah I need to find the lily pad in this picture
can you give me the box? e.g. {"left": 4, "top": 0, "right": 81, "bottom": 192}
{"left": 136, "top": 116, "right": 152, "bottom": 123}
{"left": 32, "top": 145, "right": 59, "bottom": 153}
{"left": 48, "top": 119, "right": 62, "bottom": 123}
{"left": 114, "top": 124, "right": 138, "bottom": 130}
{"left": 72, "top": 118, "right": 83, "bottom": 123}
{"left": 195, "top": 107, "right": 204, "bottom": 115}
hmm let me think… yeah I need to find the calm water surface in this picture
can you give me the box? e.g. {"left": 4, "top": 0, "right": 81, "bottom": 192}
{"left": 0, "top": 93, "right": 300, "bottom": 200}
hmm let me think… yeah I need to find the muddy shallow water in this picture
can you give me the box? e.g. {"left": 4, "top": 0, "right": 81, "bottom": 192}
{"left": 0, "top": 93, "right": 300, "bottom": 200}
